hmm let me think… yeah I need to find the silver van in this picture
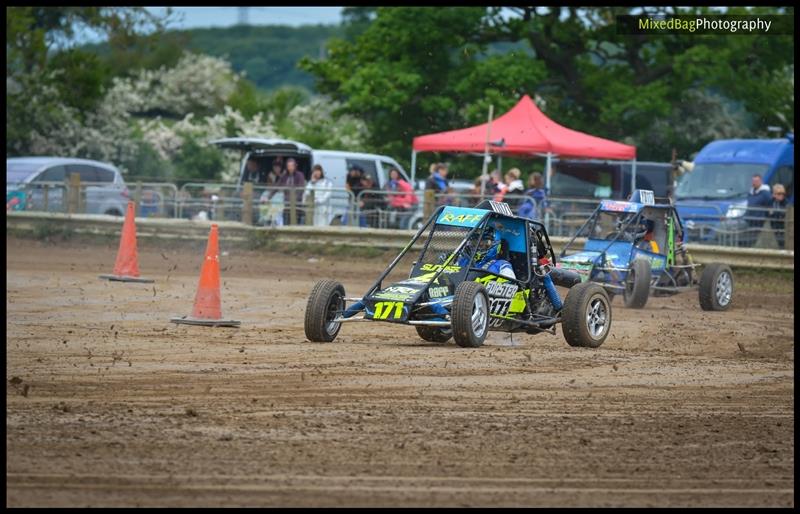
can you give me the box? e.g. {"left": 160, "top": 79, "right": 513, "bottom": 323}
{"left": 210, "top": 137, "right": 412, "bottom": 225}
{"left": 6, "top": 157, "right": 129, "bottom": 215}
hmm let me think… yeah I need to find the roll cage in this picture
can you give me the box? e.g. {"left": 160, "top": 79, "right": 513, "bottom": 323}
{"left": 363, "top": 205, "right": 555, "bottom": 301}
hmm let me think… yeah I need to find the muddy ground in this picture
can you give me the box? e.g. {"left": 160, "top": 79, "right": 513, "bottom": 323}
{"left": 6, "top": 234, "right": 794, "bottom": 507}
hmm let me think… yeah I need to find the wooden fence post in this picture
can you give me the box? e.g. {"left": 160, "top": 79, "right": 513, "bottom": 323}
{"left": 242, "top": 182, "right": 253, "bottom": 225}
{"left": 306, "top": 190, "right": 315, "bottom": 226}
{"left": 68, "top": 173, "right": 80, "bottom": 214}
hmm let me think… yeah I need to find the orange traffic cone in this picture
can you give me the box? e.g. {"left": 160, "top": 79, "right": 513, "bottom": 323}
{"left": 170, "top": 224, "right": 240, "bottom": 327}
{"left": 99, "top": 201, "right": 154, "bottom": 283}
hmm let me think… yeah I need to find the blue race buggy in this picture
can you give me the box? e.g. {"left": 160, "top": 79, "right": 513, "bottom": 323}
{"left": 304, "top": 201, "right": 612, "bottom": 348}
{"left": 558, "top": 190, "right": 734, "bottom": 310}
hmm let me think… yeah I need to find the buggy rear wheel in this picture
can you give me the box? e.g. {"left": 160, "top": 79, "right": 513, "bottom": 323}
{"left": 304, "top": 280, "right": 345, "bottom": 342}
{"left": 623, "top": 259, "right": 651, "bottom": 309}
{"left": 699, "top": 263, "right": 733, "bottom": 311}
{"left": 415, "top": 326, "right": 452, "bottom": 343}
{"left": 451, "top": 282, "right": 489, "bottom": 348}
{"left": 562, "top": 282, "right": 612, "bottom": 348}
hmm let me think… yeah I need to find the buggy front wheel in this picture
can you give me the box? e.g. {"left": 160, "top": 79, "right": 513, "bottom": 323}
{"left": 562, "top": 282, "right": 612, "bottom": 348}
{"left": 699, "top": 263, "right": 733, "bottom": 311}
{"left": 451, "top": 282, "right": 489, "bottom": 348}
{"left": 304, "top": 280, "right": 346, "bottom": 342}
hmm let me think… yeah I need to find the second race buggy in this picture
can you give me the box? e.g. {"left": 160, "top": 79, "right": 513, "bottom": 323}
{"left": 558, "top": 190, "right": 734, "bottom": 310}
{"left": 305, "top": 201, "right": 612, "bottom": 348}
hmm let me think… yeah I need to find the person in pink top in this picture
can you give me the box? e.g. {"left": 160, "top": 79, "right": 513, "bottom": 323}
{"left": 385, "top": 167, "right": 417, "bottom": 229}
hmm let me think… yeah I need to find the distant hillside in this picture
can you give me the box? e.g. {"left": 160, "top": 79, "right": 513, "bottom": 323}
{"left": 83, "top": 23, "right": 533, "bottom": 95}
{"left": 86, "top": 24, "right": 345, "bottom": 93}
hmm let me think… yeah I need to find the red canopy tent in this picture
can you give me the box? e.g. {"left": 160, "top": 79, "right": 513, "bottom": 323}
{"left": 410, "top": 94, "right": 637, "bottom": 192}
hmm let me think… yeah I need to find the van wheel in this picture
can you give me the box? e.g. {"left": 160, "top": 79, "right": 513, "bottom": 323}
{"left": 105, "top": 209, "right": 123, "bottom": 217}
{"left": 330, "top": 215, "right": 343, "bottom": 226}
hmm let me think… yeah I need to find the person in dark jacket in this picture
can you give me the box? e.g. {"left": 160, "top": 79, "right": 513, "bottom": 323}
{"left": 273, "top": 157, "right": 306, "bottom": 225}
{"left": 767, "top": 183, "right": 789, "bottom": 249}
{"left": 358, "top": 174, "right": 386, "bottom": 228}
{"left": 744, "top": 174, "right": 772, "bottom": 246}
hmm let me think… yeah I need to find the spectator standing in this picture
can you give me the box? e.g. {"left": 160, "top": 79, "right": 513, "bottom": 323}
{"left": 358, "top": 174, "right": 386, "bottom": 228}
{"left": 426, "top": 162, "right": 454, "bottom": 206}
{"left": 744, "top": 173, "right": 772, "bottom": 245}
{"left": 303, "top": 164, "right": 334, "bottom": 227}
{"left": 518, "top": 171, "right": 548, "bottom": 220}
{"left": 243, "top": 158, "right": 266, "bottom": 184}
{"left": 491, "top": 169, "right": 508, "bottom": 202}
{"left": 266, "top": 159, "right": 283, "bottom": 185}
{"left": 767, "top": 183, "right": 789, "bottom": 249}
{"left": 425, "top": 162, "right": 448, "bottom": 193}
{"left": 274, "top": 157, "right": 306, "bottom": 225}
{"left": 500, "top": 168, "right": 525, "bottom": 209}
{"left": 342, "top": 165, "right": 364, "bottom": 225}
{"left": 385, "top": 167, "right": 417, "bottom": 229}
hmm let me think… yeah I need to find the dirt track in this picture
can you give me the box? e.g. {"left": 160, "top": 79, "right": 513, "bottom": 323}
{"left": 6, "top": 235, "right": 794, "bottom": 507}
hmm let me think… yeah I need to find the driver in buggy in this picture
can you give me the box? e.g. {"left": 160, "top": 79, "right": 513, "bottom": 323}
{"left": 457, "top": 226, "right": 516, "bottom": 280}
{"left": 611, "top": 214, "right": 657, "bottom": 252}
{"left": 635, "top": 218, "right": 660, "bottom": 253}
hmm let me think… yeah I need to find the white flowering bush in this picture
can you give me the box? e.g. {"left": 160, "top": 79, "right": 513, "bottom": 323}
{"left": 139, "top": 106, "right": 279, "bottom": 181}
{"left": 286, "top": 96, "right": 368, "bottom": 149}
{"left": 14, "top": 51, "right": 370, "bottom": 181}
{"left": 106, "top": 52, "right": 239, "bottom": 117}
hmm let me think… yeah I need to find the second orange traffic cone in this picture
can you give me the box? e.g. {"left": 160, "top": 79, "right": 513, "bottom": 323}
{"left": 170, "top": 224, "right": 240, "bottom": 327}
{"left": 99, "top": 201, "right": 154, "bottom": 283}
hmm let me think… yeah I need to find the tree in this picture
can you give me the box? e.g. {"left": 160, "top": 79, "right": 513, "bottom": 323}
{"left": 300, "top": 6, "right": 794, "bottom": 167}
{"left": 6, "top": 7, "right": 173, "bottom": 155}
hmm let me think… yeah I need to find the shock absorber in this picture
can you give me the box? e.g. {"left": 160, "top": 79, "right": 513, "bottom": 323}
{"left": 537, "top": 257, "right": 563, "bottom": 310}
{"left": 543, "top": 274, "right": 563, "bottom": 311}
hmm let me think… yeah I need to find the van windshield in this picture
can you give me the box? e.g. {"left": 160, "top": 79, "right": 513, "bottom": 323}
{"left": 675, "top": 163, "right": 769, "bottom": 200}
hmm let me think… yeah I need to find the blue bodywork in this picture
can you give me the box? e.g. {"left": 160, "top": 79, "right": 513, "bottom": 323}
{"left": 560, "top": 199, "right": 670, "bottom": 291}
{"left": 674, "top": 136, "right": 794, "bottom": 242}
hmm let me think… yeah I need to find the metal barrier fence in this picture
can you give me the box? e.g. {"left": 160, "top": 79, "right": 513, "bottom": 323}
{"left": 5, "top": 180, "right": 179, "bottom": 219}
{"left": 176, "top": 183, "right": 356, "bottom": 227}
{"left": 7, "top": 210, "right": 794, "bottom": 270}
{"left": 7, "top": 175, "right": 792, "bottom": 251}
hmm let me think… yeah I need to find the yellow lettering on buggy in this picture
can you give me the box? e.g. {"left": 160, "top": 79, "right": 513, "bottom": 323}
{"left": 373, "top": 301, "right": 404, "bottom": 320}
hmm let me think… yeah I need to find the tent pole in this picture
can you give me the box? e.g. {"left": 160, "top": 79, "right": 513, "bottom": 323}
{"left": 410, "top": 150, "right": 417, "bottom": 186}
{"left": 631, "top": 158, "right": 637, "bottom": 195}
{"left": 545, "top": 152, "right": 552, "bottom": 228}
{"left": 545, "top": 152, "right": 552, "bottom": 192}
{"left": 480, "top": 104, "right": 494, "bottom": 198}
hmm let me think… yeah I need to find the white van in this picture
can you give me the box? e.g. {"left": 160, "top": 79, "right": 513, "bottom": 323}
{"left": 210, "top": 137, "right": 412, "bottom": 225}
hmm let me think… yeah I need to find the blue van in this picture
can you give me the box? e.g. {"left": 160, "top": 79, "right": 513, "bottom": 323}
{"left": 674, "top": 134, "right": 794, "bottom": 244}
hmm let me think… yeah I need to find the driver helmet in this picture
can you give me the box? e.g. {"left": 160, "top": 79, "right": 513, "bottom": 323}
{"left": 474, "top": 226, "right": 502, "bottom": 265}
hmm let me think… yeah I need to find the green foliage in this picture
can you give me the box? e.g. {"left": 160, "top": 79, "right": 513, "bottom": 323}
{"left": 6, "top": 6, "right": 172, "bottom": 157}
{"left": 301, "top": 6, "right": 794, "bottom": 165}
{"left": 123, "top": 139, "right": 174, "bottom": 182}
{"left": 47, "top": 49, "right": 111, "bottom": 116}
{"left": 174, "top": 24, "right": 342, "bottom": 92}
{"left": 262, "top": 86, "right": 310, "bottom": 120}
{"left": 171, "top": 138, "right": 225, "bottom": 182}
{"left": 227, "top": 79, "right": 268, "bottom": 118}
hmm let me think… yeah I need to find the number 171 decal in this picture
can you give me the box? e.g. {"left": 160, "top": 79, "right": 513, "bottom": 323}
{"left": 373, "top": 301, "right": 404, "bottom": 320}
